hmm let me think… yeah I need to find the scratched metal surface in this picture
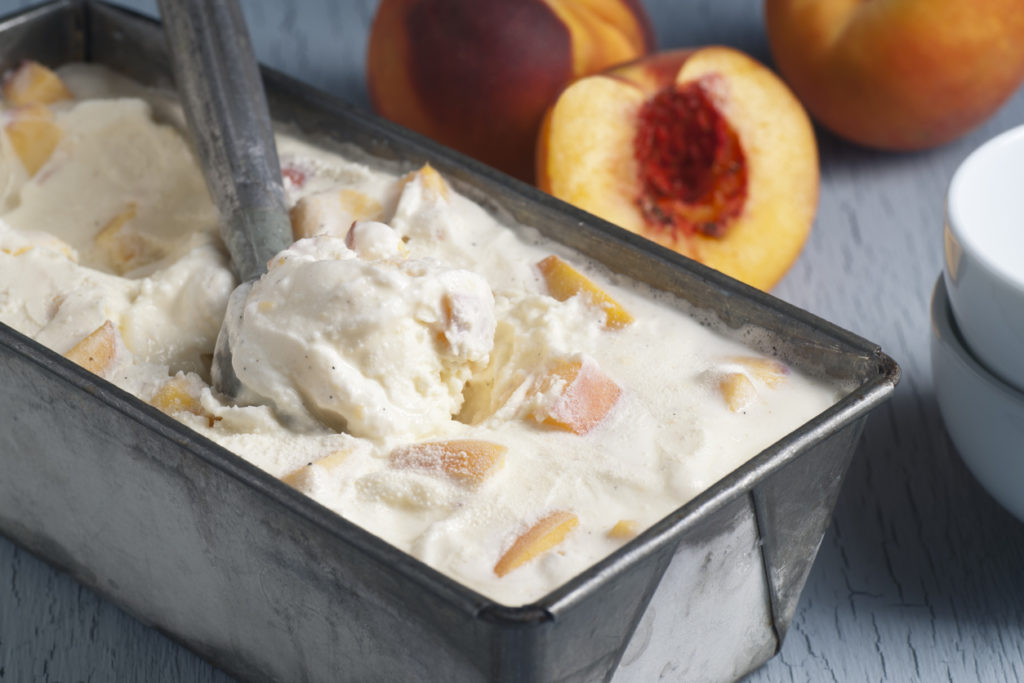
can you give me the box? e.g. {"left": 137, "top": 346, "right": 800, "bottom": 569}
{"left": 1, "top": 1, "right": 1023, "bottom": 681}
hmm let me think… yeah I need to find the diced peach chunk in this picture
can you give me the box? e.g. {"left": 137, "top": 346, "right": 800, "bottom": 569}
{"left": 2, "top": 61, "right": 72, "bottom": 106}
{"left": 5, "top": 103, "right": 61, "bottom": 176}
{"left": 151, "top": 376, "right": 201, "bottom": 415}
{"left": 717, "top": 355, "right": 789, "bottom": 412}
{"left": 494, "top": 511, "right": 579, "bottom": 577}
{"left": 340, "top": 189, "right": 383, "bottom": 220}
{"left": 434, "top": 291, "right": 491, "bottom": 355}
{"left": 64, "top": 320, "right": 118, "bottom": 377}
{"left": 401, "top": 162, "right": 450, "bottom": 202}
{"left": 726, "top": 355, "right": 788, "bottom": 387}
{"left": 289, "top": 188, "right": 383, "bottom": 240}
{"left": 607, "top": 519, "right": 639, "bottom": 539}
{"left": 281, "top": 469, "right": 309, "bottom": 490}
{"left": 288, "top": 195, "right": 325, "bottom": 240}
{"left": 536, "top": 255, "right": 633, "bottom": 329}
{"left": 150, "top": 375, "right": 219, "bottom": 426}
{"left": 390, "top": 439, "right": 507, "bottom": 484}
{"left": 530, "top": 357, "right": 622, "bottom": 434}
{"left": 719, "top": 372, "right": 757, "bottom": 413}
{"left": 282, "top": 449, "right": 351, "bottom": 488}
{"left": 93, "top": 203, "right": 163, "bottom": 273}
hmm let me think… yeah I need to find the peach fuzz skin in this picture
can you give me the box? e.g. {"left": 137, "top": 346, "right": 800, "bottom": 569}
{"left": 537, "top": 47, "right": 819, "bottom": 291}
{"left": 367, "top": 0, "right": 654, "bottom": 182}
{"left": 765, "top": 0, "right": 1024, "bottom": 150}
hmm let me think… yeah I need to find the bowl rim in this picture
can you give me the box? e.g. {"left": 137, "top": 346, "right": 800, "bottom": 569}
{"left": 946, "top": 124, "right": 1024, "bottom": 296}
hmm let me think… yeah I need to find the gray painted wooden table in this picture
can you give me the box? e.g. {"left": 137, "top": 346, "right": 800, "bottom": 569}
{"left": 3, "top": 1, "right": 1024, "bottom": 681}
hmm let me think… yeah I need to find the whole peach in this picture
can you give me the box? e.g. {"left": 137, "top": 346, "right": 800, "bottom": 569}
{"left": 765, "top": 0, "right": 1024, "bottom": 150}
{"left": 367, "top": 0, "right": 654, "bottom": 181}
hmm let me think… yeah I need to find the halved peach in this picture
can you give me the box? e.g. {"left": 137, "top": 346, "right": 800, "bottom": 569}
{"left": 494, "top": 510, "right": 579, "bottom": 577}
{"left": 64, "top": 320, "right": 118, "bottom": 377}
{"left": 5, "top": 103, "right": 61, "bottom": 176}
{"left": 390, "top": 439, "right": 508, "bottom": 484}
{"left": 536, "top": 254, "right": 633, "bottom": 328}
{"left": 537, "top": 47, "right": 819, "bottom": 290}
{"left": 529, "top": 356, "right": 621, "bottom": 434}
{"left": 2, "top": 61, "right": 72, "bottom": 106}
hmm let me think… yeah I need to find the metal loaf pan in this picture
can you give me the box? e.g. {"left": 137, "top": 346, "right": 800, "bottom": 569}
{"left": 0, "top": 2, "right": 900, "bottom": 681}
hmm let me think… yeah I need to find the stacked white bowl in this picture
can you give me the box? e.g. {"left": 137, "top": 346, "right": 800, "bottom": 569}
{"left": 932, "top": 125, "right": 1024, "bottom": 522}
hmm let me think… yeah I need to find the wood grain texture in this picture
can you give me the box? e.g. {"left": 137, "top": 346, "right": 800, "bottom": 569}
{"left": 3, "top": 0, "right": 1024, "bottom": 681}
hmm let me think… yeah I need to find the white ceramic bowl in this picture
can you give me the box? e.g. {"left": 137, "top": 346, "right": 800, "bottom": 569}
{"left": 944, "top": 124, "right": 1024, "bottom": 392}
{"left": 932, "top": 276, "right": 1024, "bottom": 522}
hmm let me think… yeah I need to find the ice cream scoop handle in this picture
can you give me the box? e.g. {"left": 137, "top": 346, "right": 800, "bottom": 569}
{"left": 158, "top": 0, "right": 292, "bottom": 283}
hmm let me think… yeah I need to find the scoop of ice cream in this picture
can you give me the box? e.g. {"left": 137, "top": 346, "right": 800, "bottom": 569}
{"left": 225, "top": 232, "right": 496, "bottom": 441}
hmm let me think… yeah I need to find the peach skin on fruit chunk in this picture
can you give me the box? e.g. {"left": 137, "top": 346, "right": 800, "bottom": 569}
{"left": 537, "top": 46, "right": 819, "bottom": 291}
{"left": 367, "top": 0, "right": 654, "bottom": 181}
{"left": 494, "top": 510, "right": 579, "bottom": 577}
{"left": 390, "top": 439, "right": 508, "bottom": 484}
{"left": 5, "top": 103, "right": 61, "bottom": 176}
{"left": 537, "top": 254, "right": 633, "bottom": 328}
{"left": 64, "top": 320, "right": 118, "bottom": 377}
{"left": 2, "top": 61, "right": 72, "bottom": 106}
{"left": 765, "top": 0, "right": 1024, "bottom": 150}
{"left": 530, "top": 356, "right": 622, "bottom": 434}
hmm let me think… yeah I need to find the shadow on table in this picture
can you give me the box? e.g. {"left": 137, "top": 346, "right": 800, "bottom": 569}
{"left": 827, "top": 381, "right": 1024, "bottom": 626}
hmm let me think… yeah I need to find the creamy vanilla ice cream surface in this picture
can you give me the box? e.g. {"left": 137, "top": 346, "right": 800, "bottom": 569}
{"left": 0, "top": 64, "right": 845, "bottom": 605}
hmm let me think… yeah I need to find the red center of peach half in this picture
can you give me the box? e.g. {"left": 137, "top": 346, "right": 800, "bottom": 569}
{"left": 633, "top": 79, "right": 747, "bottom": 240}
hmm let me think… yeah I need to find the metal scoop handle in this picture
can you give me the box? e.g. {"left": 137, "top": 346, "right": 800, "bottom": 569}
{"left": 158, "top": 0, "right": 292, "bottom": 283}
